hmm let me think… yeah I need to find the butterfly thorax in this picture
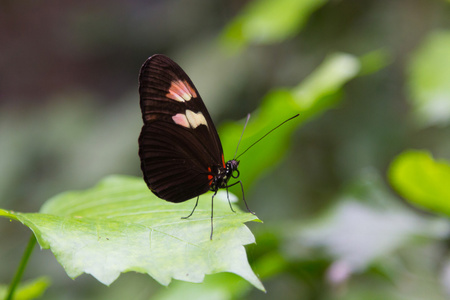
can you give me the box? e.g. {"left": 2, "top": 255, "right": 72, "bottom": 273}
{"left": 210, "top": 159, "right": 240, "bottom": 192}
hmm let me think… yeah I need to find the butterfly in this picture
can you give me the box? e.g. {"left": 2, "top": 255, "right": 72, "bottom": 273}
{"left": 138, "top": 54, "right": 251, "bottom": 239}
{"left": 138, "top": 54, "right": 298, "bottom": 239}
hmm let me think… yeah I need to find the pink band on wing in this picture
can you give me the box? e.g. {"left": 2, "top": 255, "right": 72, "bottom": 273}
{"left": 172, "top": 113, "right": 190, "bottom": 128}
{"left": 166, "top": 80, "right": 197, "bottom": 102}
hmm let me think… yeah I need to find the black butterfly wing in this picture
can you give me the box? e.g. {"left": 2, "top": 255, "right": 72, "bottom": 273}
{"left": 138, "top": 54, "right": 225, "bottom": 203}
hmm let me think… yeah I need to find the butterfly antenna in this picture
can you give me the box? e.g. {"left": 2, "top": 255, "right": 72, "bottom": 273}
{"left": 233, "top": 113, "right": 251, "bottom": 159}
{"left": 235, "top": 114, "right": 299, "bottom": 160}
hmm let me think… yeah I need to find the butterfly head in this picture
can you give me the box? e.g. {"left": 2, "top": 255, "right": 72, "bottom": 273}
{"left": 226, "top": 159, "right": 240, "bottom": 179}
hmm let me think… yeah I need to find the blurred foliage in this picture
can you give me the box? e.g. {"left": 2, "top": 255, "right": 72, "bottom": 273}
{"left": 389, "top": 150, "right": 450, "bottom": 216}
{"left": 407, "top": 30, "right": 450, "bottom": 127}
{"left": 1, "top": 0, "right": 450, "bottom": 300}
{"left": 0, "top": 277, "right": 50, "bottom": 300}
{"left": 295, "top": 171, "right": 449, "bottom": 279}
{"left": 221, "top": 0, "right": 326, "bottom": 50}
{"left": 358, "top": 48, "right": 393, "bottom": 76}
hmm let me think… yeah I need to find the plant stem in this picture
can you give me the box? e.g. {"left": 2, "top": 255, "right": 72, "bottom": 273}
{"left": 5, "top": 234, "right": 37, "bottom": 300}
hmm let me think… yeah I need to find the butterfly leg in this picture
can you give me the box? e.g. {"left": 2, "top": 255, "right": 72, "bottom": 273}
{"left": 225, "top": 185, "right": 236, "bottom": 213}
{"left": 210, "top": 190, "right": 218, "bottom": 240}
{"left": 227, "top": 181, "right": 255, "bottom": 215}
{"left": 181, "top": 196, "right": 199, "bottom": 219}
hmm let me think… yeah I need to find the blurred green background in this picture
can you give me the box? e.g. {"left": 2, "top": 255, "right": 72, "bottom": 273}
{"left": 1, "top": 0, "right": 450, "bottom": 299}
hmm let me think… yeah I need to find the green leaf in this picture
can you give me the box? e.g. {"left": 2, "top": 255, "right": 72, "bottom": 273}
{"left": 0, "top": 277, "right": 50, "bottom": 300}
{"left": 388, "top": 150, "right": 450, "bottom": 216}
{"left": 220, "top": 0, "right": 326, "bottom": 51}
{"left": 0, "top": 175, "right": 265, "bottom": 291}
{"left": 407, "top": 30, "right": 450, "bottom": 127}
{"left": 220, "top": 53, "right": 360, "bottom": 189}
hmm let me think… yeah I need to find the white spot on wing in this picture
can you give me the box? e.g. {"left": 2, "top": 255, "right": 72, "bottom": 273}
{"left": 186, "top": 110, "right": 207, "bottom": 129}
{"left": 172, "top": 110, "right": 207, "bottom": 129}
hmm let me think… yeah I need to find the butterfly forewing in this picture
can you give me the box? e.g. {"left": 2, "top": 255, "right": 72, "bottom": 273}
{"left": 138, "top": 54, "right": 224, "bottom": 203}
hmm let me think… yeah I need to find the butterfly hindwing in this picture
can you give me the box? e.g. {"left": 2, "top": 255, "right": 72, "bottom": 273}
{"left": 138, "top": 54, "right": 224, "bottom": 203}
